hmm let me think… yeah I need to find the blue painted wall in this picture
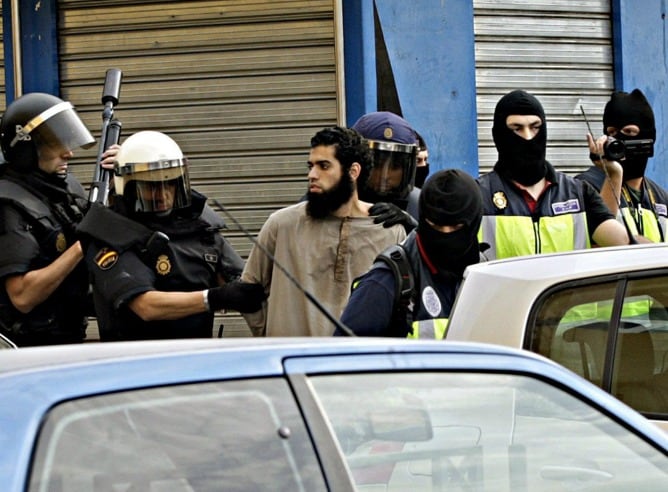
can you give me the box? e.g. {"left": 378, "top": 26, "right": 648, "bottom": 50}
{"left": 343, "top": 0, "right": 479, "bottom": 178}
{"left": 2, "top": 0, "right": 60, "bottom": 105}
{"left": 612, "top": 0, "right": 667, "bottom": 189}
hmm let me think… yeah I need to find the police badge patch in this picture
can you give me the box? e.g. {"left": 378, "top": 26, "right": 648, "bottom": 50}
{"left": 156, "top": 254, "right": 172, "bottom": 275}
{"left": 421, "top": 286, "right": 442, "bottom": 318}
{"left": 55, "top": 232, "right": 67, "bottom": 253}
{"left": 94, "top": 247, "right": 119, "bottom": 270}
{"left": 492, "top": 191, "right": 507, "bottom": 210}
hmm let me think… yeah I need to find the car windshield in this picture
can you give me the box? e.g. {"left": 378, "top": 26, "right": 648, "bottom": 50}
{"left": 310, "top": 371, "right": 668, "bottom": 491}
{"left": 28, "top": 378, "right": 325, "bottom": 492}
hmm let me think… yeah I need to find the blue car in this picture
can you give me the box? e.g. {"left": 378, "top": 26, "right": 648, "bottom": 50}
{"left": 1, "top": 338, "right": 667, "bottom": 491}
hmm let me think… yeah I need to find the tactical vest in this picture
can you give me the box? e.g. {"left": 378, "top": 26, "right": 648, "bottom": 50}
{"left": 0, "top": 179, "right": 88, "bottom": 344}
{"left": 0, "top": 179, "right": 64, "bottom": 240}
{"left": 375, "top": 232, "right": 455, "bottom": 339}
{"left": 478, "top": 171, "right": 590, "bottom": 260}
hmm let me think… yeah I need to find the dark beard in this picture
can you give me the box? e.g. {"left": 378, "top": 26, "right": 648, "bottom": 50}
{"left": 306, "top": 173, "right": 354, "bottom": 219}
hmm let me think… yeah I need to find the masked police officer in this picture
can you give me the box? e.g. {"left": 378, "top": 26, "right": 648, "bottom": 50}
{"left": 577, "top": 89, "right": 667, "bottom": 243}
{"left": 79, "top": 130, "right": 265, "bottom": 340}
{"left": 352, "top": 111, "right": 421, "bottom": 231}
{"left": 478, "top": 89, "right": 639, "bottom": 260}
{"left": 0, "top": 93, "right": 96, "bottom": 346}
{"left": 336, "top": 169, "right": 484, "bottom": 339}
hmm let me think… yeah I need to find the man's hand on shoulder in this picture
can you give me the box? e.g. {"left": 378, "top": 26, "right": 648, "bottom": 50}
{"left": 369, "top": 202, "right": 417, "bottom": 232}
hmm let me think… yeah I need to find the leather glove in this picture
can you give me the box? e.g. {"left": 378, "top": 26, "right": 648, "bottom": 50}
{"left": 369, "top": 202, "right": 418, "bottom": 233}
{"left": 207, "top": 281, "right": 266, "bottom": 313}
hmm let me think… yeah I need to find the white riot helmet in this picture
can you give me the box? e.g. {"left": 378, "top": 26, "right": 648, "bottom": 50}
{"left": 114, "top": 131, "right": 191, "bottom": 215}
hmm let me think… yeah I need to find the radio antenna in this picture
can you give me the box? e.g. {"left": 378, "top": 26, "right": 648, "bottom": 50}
{"left": 211, "top": 198, "right": 357, "bottom": 337}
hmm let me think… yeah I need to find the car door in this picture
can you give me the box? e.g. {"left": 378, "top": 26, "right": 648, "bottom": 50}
{"left": 284, "top": 350, "right": 668, "bottom": 492}
{"left": 26, "top": 377, "right": 329, "bottom": 492}
{"left": 525, "top": 269, "right": 668, "bottom": 430}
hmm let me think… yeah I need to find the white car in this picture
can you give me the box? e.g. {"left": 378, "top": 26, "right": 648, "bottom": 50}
{"left": 446, "top": 243, "right": 668, "bottom": 432}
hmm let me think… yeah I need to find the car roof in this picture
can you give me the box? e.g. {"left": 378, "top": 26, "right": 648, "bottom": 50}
{"left": 0, "top": 337, "right": 540, "bottom": 374}
{"left": 469, "top": 242, "right": 668, "bottom": 282}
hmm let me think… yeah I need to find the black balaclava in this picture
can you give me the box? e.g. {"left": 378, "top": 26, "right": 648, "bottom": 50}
{"left": 417, "top": 169, "right": 482, "bottom": 281}
{"left": 492, "top": 90, "right": 548, "bottom": 186}
{"left": 415, "top": 165, "right": 430, "bottom": 188}
{"left": 603, "top": 89, "right": 656, "bottom": 180}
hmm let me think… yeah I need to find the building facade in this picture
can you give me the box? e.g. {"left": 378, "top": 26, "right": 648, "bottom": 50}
{"left": 2, "top": 0, "right": 665, "bottom": 336}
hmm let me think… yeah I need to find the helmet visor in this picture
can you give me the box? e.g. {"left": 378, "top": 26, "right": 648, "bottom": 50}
{"left": 366, "top": 141, "right": 417, "bottom": 200}
{"left": 121, "top": 161, "right": 191, "bottom": 213}
{"left": 23, "top": 102, "right": 95, "bottom": 153}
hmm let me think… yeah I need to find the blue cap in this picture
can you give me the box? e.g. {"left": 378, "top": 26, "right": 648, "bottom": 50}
{"left": 352, "top": 111, "right": 419, "bottom": 145}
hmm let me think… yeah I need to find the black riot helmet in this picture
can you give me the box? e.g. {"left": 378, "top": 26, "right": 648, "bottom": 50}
{"left": 352, "top": 111, "right": 418, "bottom": 203}
{"left": 0, "top": 93, "right": 95, "bottom": 173}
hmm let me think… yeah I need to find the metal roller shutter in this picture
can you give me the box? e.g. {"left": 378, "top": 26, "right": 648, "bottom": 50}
{"left": 473, "top": 0, "right": 614, "bottom": 175}
{"left": 57, "top": 0, "right": 340, "bottom": 337}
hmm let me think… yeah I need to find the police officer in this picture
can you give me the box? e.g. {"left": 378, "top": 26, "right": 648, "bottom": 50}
{"left": 0, "top": 92, "right": 95, "bottom": 346}
{"left": 336, "top": 169, "right": 483, "bottom": 339}
{"left": 577, "top": 89, "right": 667, "bottom": 243}
{"left": 478, "top": 89, "right": 639, "bottom": 260}
{"left": 79, "top": 130, "right": 265, "bottom": 340}
{"left": 352, "top": 111, "right": 421, "bottom": 230}
{"left": 415, "top": 132, "right": 430, "bottom": 188}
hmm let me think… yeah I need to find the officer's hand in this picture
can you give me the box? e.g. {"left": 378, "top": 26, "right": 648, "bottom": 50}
{"left": 100, "top": 144, "right": 121, "bottom": 171}
{"left": 587, "top": 133, "right": 623, "bottom": 178}
{"left": 207, "top": 281, "right": 266, "bottom": 313}
{"left": 369, "top": 202, "right": 418, "bottom": 232}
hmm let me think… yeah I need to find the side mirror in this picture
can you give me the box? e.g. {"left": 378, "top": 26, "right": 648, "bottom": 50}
{"left": 367, "top": 407, "right": 433, "bottom": 442}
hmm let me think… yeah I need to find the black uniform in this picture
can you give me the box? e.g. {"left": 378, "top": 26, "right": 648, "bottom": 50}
{"left": 0, "top": 169, "right": 90, "bottom": 346}
{"left": 82, "top": 191, "right": 244, "bottom": 341}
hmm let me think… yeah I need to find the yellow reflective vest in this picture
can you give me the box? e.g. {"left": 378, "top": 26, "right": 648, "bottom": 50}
{"left": 477, "top": 169, "right": 591, "bottom": 260}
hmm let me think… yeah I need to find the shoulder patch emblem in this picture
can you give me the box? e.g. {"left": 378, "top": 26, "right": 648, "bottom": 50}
{"left": 94, "top": 247, "right": 119, "bottom": 270}
{"left": 156, "top": 254, "right": 172, "bottom": 275}
{"left": 422, "top": 286, "right": 442, "bottom": 318}
{"left": 492, "top": 191, "right": 507, "bottom": 210}
{"left": 55, "top": 232, "right": 67, "bottom": 253}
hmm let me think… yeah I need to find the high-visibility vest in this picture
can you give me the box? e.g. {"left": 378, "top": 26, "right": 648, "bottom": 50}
{"left": 407, "top": 318, "right": 449, "bottom": 340}
{"left": 478, "top": 169, "right": 590, "bottom": 260}
{"left": 619, "top": 181, "right": 667, "bottom": 243}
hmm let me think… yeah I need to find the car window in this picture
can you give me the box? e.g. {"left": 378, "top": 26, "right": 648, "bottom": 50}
{"left": 0, "top": 332, "right": 16, "bottom": 349}
{"left": 528, "top": 274, "right": 668, "bottom": 416}
{"left": 28, "top": 378, "right": 326, "bottom": 492}
{"left": 309, "top": 371, "right": 668, "bottom": 491}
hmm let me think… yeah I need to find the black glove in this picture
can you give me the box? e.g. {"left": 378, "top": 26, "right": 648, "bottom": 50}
{"left": 369, "top": 202, "right": 418, "bottom": 233}
{"left": 207, "top": 281, "right": 266, "bottom": 313}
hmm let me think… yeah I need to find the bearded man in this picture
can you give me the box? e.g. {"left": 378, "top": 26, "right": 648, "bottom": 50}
{"left": 241, "top": 126, "right": 406, "bottom": 336}
{"left": 477, "top": 89, "right": 637, "bottom": 260}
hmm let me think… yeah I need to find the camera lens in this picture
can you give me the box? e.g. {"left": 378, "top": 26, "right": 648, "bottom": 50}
{"left": 604, "top": 138, "right": 625, "bottom": 161}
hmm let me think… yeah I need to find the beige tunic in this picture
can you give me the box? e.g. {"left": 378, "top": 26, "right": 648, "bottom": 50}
{"left": 242, "top": 202, "right": 406, "bottom": 336}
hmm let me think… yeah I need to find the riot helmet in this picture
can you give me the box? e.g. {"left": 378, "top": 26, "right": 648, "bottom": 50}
{"left": 0, "top": 93, "right": 95, "bottom": 173}
{"left": 352, "top": 111, "right": 418, "bottom": 202}
{"left": 114, "top": 131, "right": 191, "bottom": 215}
